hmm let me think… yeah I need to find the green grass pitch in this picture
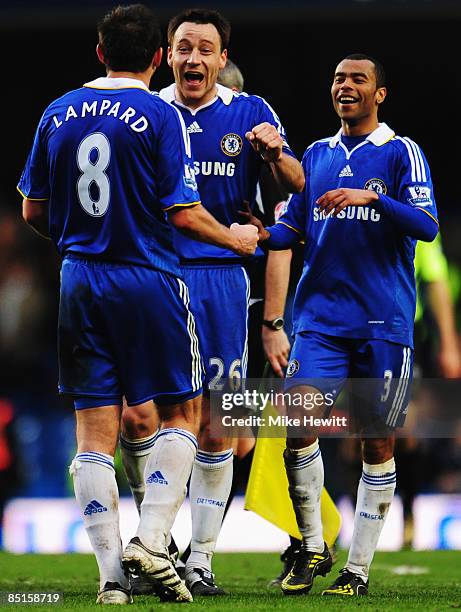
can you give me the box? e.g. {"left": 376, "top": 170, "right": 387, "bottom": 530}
{"left": 0, "top": 550, "right": 460, "bottom": 610}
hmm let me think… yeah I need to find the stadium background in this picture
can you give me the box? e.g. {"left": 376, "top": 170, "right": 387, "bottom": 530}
{"left": 0, "top": 0, "right": 461, "bottom": 556}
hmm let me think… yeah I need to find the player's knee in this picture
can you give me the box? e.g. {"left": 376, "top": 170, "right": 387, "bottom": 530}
{"left": 199, "top": 430, "right": 231, "bottom": 452}
{"left": 121, "top": 408, "right": 157, "bottom": 440}
{"left": 362, "top": 437, "right": 394, "bottom": 464}
{"left": 157, "top": 395, "right": 202, "bottom": 437}
{"left": 286, "top": 436, "right": 317, "bottom": 450}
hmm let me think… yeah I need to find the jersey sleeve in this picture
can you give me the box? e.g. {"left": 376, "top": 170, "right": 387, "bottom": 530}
{"left": 17, "top": 118, "right": 50, "bottom": 201}
{"left": 275, "top": 192, "right": 305, "bottom": 236}
{"left": 395, "top": 137, "right": 438, "bottom": 225}
{"left": 156, "top": 104, "right": 201, "bottom": 212}
{"left": 254, "top": 96, "right": 296, "bottom": 159}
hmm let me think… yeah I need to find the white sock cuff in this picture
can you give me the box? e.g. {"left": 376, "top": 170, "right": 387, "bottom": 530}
{"left": 284, "top": 439, "right": 320, "bottom": 468}
{"left": 195, "top": 448, "right": 233, "bottom": 470}
{"left": 156, "top": 427, "right": 198, "bottom": 453}
{"left": 71, "top": 452, "right": 115, "bottom": 474}
{"left": 363, "top": 457, "right": 395, "bottom": 474}
{"left": 120, "top": 430, "right": 158, "bottom": 456}
{"left": 362, "top": 458, "right": 396, "bottom": 490}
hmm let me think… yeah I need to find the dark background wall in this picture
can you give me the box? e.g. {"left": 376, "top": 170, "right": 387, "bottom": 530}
{"left": 2, "top": 2, "right": 460, "bottom": 256}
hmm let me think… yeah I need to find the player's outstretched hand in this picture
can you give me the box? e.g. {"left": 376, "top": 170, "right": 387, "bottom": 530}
{"left": 317, "top": 188, "right": 379, "bottom": 216}
{"left": 230, "top": 222, "right": 258, "bottom": 256}
{"left": 245, "top": 122, "right": 283, "bottom": 163}
{"left": 238, "top": 200, "right": 270, "bottom": 242}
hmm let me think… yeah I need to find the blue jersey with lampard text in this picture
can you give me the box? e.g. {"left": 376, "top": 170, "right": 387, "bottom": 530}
{"left": 278, "top": 123, "right": 438, "bottom": 348}
{"left": 18, "top": 77, "right": 200, "bottom": 276}
{"left": 159, "top": 83, "right": 296, "bottom": 261}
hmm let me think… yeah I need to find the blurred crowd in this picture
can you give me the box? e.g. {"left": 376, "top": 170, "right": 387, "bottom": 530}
{"left": 0, "top": 204, "right": 60, "bottom": 396}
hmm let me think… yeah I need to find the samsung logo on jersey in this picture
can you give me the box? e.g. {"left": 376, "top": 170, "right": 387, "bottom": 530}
{"left": 52, "top": 100, "right": 149, "bottom": 133}
{"left": 313, "top": 206, "right": 381, "bottom": 222}
{"left": 193, "top": 161, "right": 235, "bottom": 177}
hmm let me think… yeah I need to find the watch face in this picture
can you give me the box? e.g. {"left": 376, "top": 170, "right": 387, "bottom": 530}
{"left": 272, "top": 317, "right": 284, "bottom": 330}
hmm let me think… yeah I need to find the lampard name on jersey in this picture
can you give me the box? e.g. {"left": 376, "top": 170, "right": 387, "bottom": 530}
{"left": 52, "top": 100, "right": 149, "bottom": 133}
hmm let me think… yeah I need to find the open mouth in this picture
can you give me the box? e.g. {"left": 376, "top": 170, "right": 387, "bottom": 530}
{"left": 184, "top": 71, "right": 204, "bottom": 84}
{"left": 337, "top": 95, "right": 358, "bottom": 105}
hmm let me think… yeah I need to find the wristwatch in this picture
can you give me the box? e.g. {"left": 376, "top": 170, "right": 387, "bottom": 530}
{"left": 262, "top": 316, "right": 285, "bottom": 331}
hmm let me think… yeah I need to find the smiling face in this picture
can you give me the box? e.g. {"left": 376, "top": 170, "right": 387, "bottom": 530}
{"left": 331, "top": 58, "right": 386, "bottom": 134}
{"left": 167, "top": 21, "right": 227, "bottom": 109}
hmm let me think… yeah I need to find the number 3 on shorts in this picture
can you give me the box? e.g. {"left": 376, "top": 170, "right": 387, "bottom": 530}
{"left": 381, "top": 369, "right": 393, "bottom": 402}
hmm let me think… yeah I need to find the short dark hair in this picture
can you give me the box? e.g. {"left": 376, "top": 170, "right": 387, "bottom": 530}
{"left": 342, "top": 53, "right": 386, "bottom": 89}
{"left": 98, "top": 4, "right": 161, "bottom": 73}
{"left": 167, "top": 8, "right": 231, "bottom": 51}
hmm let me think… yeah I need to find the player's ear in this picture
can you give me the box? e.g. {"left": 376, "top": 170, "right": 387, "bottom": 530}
{"left": 153, "top": 47, "right": 163, "bottom": 69}
{"left": 376, "top": 87, "right": 387, "bottom": 106}
{"left": 167, "top": 47, "right": 173, "bottom": 68}
{"left": 96, "top": 43, "right": 105, "bottom": 66}
{"left": 219, "top": 49, "right": 227, "bottom": 70}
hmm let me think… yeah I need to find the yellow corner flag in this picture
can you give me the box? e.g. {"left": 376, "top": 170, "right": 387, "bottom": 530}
{"left": 245, "top": 418, "right": 341, "bottom": 547}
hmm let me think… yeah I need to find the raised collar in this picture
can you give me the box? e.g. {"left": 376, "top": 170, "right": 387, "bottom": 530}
{"left": 159, "top": 83, "right": 234, "bottom": 111}
{"left": 83, "top": 77, "right": 150, "bottom": 92}
{"left": 329, "top": 122, "right": 395, "bottom": 148}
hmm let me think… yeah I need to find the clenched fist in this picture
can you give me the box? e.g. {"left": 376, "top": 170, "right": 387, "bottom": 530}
{"left": 230, "top": 222, "right": 258, "bottom": 256}
{"left": 245, "top": 122, "right": 283, "bottom": 163}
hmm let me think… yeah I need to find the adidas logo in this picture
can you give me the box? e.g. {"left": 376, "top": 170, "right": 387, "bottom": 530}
{"left": 187, "top": 121, "right": 203, "bottom": 134}
{"left": 84, "top": 499, "right": 108, "bottom": 516}
{"left": 146, "top": 470, "right": 168, "bottom": 485}
{"left": 339, "top": 164, "right": 353, "bottom": 177}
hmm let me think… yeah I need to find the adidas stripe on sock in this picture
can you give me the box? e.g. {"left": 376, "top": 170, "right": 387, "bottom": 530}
{"left": 347, "top": 458, "right": 396, "bottom": 578}
{"left": 70, "top": 452, "right": 128, "bottom": 589}
{"left": 284, "top": 440, "right": 324, "bottom": 553}
{"left": 136, "top": 428, "right": 197, "bottom": 551}
{"left": 120, "top": 431, "right": 158, "bottom": 513}
{"left": 187, "top": 449, "right": 234, "bottom": 573}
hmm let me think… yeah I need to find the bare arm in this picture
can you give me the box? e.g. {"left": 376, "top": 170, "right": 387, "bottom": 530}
{"left": 268, "top": 153, "right": 305, "bottom": 194}
{"left": 22, "top": 199, "right": 50, "bottom": 239}
{"left": 263, "top": 249, "right": 292, "bottom": 377}
{"left": 168, "top": 204, "right": 257, "bottom": 257}
{"left": 426, "top": 279, "right": 461, "bottom": 378}
{"left": 245, "top": 122, "right": 305, "bottom": 193}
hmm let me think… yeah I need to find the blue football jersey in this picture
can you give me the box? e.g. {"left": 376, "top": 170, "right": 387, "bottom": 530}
{"left": 18, "top": 77, "right": 200, "bottom": 276}
{"left": 159, "top": 83, "right": 296, "bottom": 261}
{"left": 278, "top": 123, "right": 438, "bottom": 347}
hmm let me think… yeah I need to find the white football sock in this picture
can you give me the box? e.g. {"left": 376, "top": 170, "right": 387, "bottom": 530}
{"left": 284, "top": 440, "right": 324, "bottom": 553}
{"left": 187, "top": 449, "right": 233, "bottom": 573}
{"left": 120, "top": 431, "right": 158, "bottom": 514}
{"left": 346, "top": 458, "right": 396, "bottom": 579}
{"left": 136, "top": 428, "right": 197, "bottom": 551}
{"left": 70, "top": 451, "right": 128, "bottom": 589}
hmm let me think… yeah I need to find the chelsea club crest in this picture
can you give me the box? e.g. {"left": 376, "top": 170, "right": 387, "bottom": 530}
{"left": 364, "top": 178, "right": 387, "bottom": 195}
{"left": 221, "top": 133, "right": 243, "bottom": 157}
{"left": 286, "top": 359, "right": 300, "bottom": 378}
